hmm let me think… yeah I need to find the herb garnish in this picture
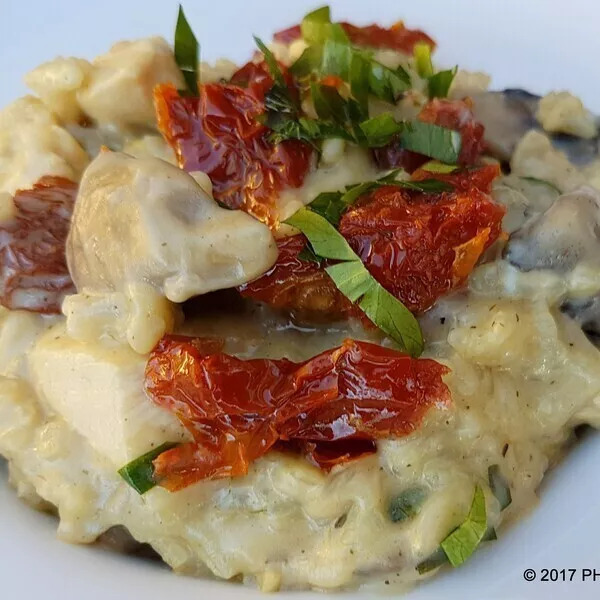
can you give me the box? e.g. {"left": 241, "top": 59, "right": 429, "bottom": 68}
{"left": 428, "top": 66, "right": 457, "bottom": 99}
{"left": 389, "top": 487, "right": 427, "bottom": 522}
{"left": 420, "top": 160, "right": 458, "bottom": 174}
{"left": 401, "top": 121, "right": 462, "bottom": 163}
{"left": 290, "top": 6, "right": 410, "bottom": 106}
{"left": 174, "top": 5, "right": 199, "bottom": 95}
{"left": 440, "top": 484, "right": 488, "bottom": 567}
{"left": 118, "top": 442, "right": 179, "bottom": 495}
{"left": 413, "top": 41, "right": 456, "bottom": 99}
{"left": 258, "top": 6, "right": 462, "bottom": 160}
{"left": 414, "top": 42, "right": 434, "bottom": 78}
{"left": 285, "top": 208, "right": 424, "bottom": 356}
{"left": 300, "top": 6, "right": 333, "bottom": 45}
{"left": 417, "top": 484, "right": 489, "bottom": 573}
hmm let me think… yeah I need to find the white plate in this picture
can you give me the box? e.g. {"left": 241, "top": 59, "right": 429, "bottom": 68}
{"left": 1, "top": 1, "right": 600, "bottom": 598}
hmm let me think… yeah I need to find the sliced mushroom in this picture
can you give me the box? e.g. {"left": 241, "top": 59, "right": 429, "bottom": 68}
{"left": 471, "top": 89, "right": 599, "bottom": 165}
{"left": 67, "top": 152, "right": 278, "bottom": 302}
{"left": 561, "top": 295, "right": 600, "bottom": 344}
{"left": 505, "top": 186, "right": 600, "bottom": 273}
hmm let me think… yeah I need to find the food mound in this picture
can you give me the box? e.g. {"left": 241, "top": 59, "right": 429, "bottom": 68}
{"left": 1, "top": 4, "right": 600, "bottom": 594}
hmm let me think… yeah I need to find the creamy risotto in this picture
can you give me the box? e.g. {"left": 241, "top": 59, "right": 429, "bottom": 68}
{"left": 1, "top": 5, "right": 600, "bottom": 593}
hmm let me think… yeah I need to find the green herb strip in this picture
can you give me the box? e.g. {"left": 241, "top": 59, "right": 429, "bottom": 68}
{"left": 174, "top": 5, "right": 200, "bottom": 94}
{"left": 428, "top": 67, "right": 457, "bottom": 99}
{"left": 389, "top": 487, "right": 427, "bottom": 522}
{"left": 420, "top": 160, "right": 459, "bottom": 174}
{"left": 297, "top": 244, "right": 323, "bottom": 264}
{"left": 359, "top": 113, "right": 403, "bottom": 147}
{"left": 300, "top": 5, "right": 332, "bottom": 45}
{"left": 440, "top": 484, "right": 488, "bottom": 567}
{"left": 401, "top": 121, "right": 462, "bottom": 164}
{"left": 254, "top": 36, "right": 286, "bottom": 87}
{"left": 488, "top": 464, "right": 512, "bottom": 511}
{"left": 285, "top": 208, "right": 357, "bottom": 261}
{"left": 118, "top": 442, "right": 179, "bottom": 495}
{"left": 416, "top": 547, "right": 448, "bottom": 574}
{"left": 414, "top": 42, "right": 434, "bottom": 78}
{"left": 285, "top": 208, "right": 423, "bottom": 356}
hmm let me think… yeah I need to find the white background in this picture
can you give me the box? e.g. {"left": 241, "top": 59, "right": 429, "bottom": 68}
{"left": 1, "top": 1, "right": 600, "bottom": 599}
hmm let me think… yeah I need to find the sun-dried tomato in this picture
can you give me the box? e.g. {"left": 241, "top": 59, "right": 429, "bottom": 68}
{"left": 146, "top": 336, "right": 450, "bottom": 489}
{"left": 0, "top": 176, "right": 77, "bottom": 314}
{"left": 274, "top": 21, "right": 435, "bottom": 54}
{"left": 373, "top": 99, "right": 486, "bottom": 172}
{"left": 338, "top": 165, "right": 504, "bottom": 312}
{"left": 241, "top": 166, "right": 503, "bottom": 319}
{"left": 238, "top": 234, "right": 359, "bottom": 322}
{"left": 154, "top": 61, "right": 312, "bottom": 227}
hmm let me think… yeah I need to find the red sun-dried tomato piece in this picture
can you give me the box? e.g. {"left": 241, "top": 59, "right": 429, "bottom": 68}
{"left": 373, "top": 99, "right": 486, "bottom": 172}
{"left": 146, "top": 336, "right": 450, "bottom": 490}
{"left": 241, "top": 166, "right": 503, "bottom": 320}
{"left": 339, "top": 22, "right": 435, "bottom": 53}
{"left": 0, "top": 176, "right": 77, "bottom": 314}
{"left": 154, "top": 61, "right": 312, "bottom": 227}
{"left": 274, "top": 21, "right": 435, "bottom": 54}
{"left": 338, "top": 165, "right": 504, "bottom": 313}
{"left": 238, "top": 234, "right": 360, "bottom": 322}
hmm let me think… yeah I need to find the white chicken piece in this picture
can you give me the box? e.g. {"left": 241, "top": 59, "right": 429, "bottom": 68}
{"left": 28, "top": 323, "right": 189, "bottom": 466}
{"left": 0, "top": 97, "right": 88, "bottom": 195}
{"left": 67, "top": 151, "right": 278, "bottom": 303}
{"left": 77, "top": 37, "right": 184, "bottom": 128}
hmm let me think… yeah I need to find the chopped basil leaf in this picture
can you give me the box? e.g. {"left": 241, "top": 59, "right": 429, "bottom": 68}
{"left": 389, "top": 487, "right": 427, "bottom": 522}
{"left": 340, "top": 180, "right": 379, "bottom": 206}
{"left": 298, "top": 245, "right": 323, "bottom": 264}
{"left": 267, "top": 117, "right": 351, "bottom": 147}
{"left": 300, "top": 5, "right": 332, "bottom": 45}
{"left": 321, "top": 38, "right": 353, "bottom": 79}
{"left": 311, "top": 82, "right": 348, "bottom": 123}
{"left": 118, "top": 442, "right": 178, "bottom": 495}
{"left": 417, "top": 523, "right": 497, "bottom": 575}
{"left": 264, "top": 85, "right": 298, "bottom": 115}
{"left": 309, "top": 190, "right": 346, "bottom": 225}
{"left": 254, "top": 35, "right": 302, "bottom": 138}
{"left": 488, "top": 464, "right": 512, "bottom": 511}
{"left": 519, "top": 176, "right": 562, "bottom": 194}
{"left": 440, "top": 484, "right": 487, "bottom": 567}
{"left": 401, "top": 121, "right": 462, "bottom": 164}
{"left": 326, "top": 261, "right": 374, "bottom": 302}
{"left": 253, "top": 36, "right": 286, "bottom": 87}
{"left": 359, "top": 113, "right": 403, "bottom": 147}
{"left": 393, "top": 179, "right": 453, "bottom": 193}
{"left": 428, "top": 66, "right": 457, "bottom": 99}
{"left": 420, "top": 160, "right": 458, "bottom": 174}
{"left": 368, "top": 60, "right": 410, "bottom": 104}
{"left": 290, "top": 44, "right": 323, "bottom": 77}
{"left": 414, "top": 42, "right": 434, "bottom": 78}
{"left": 349, "top": 52, "right": 371, "bottom": 113}
{"left": 174, "top": 5, "right": 199, "bottom": 94}
{"left": 358, "top": 283, "right": 424, "bottom": 357}
{"left": 417, "top": 547, "right": 448, "bottom": 574}
{"left": 284, "top": 208, "right": 424, "bottom": 356}
{"left": 285, "top": 208, "right": 357, "bottom": 261}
